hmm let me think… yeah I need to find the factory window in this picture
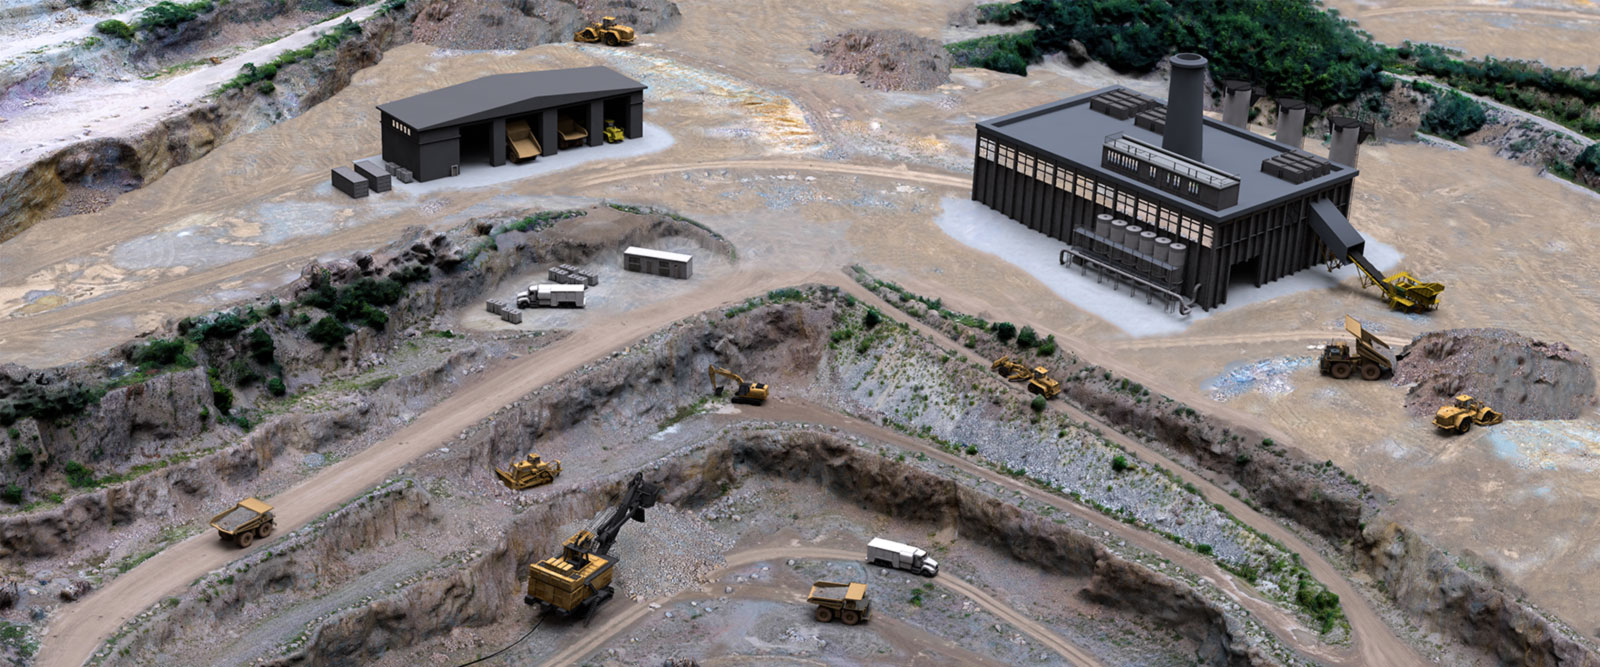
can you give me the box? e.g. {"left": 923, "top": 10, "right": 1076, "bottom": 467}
{"left": 1187, "top": 181, "right": 1199, "bottom": 195}
{"left": 1201, "top": 227, "right": 1214, "bottom": 247}
{"left": 979, "top": 137, "right": 996, "bottom": 160}
{"left": 998, "top": 145, "right": 1015, "bottom": 168}
{"left": 1037, "top": 162, "right": 1053, "bottom": 183}
{"left": 1114, "top": 191, "right": 1136, "bottom": 218}
{"left": 1094, "top": 182, "right": 1115, "bottom": 208}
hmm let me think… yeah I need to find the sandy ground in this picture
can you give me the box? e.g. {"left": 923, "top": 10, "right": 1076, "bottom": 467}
{"left": 6, "top": 0, "right": 1600, "bottom": 655}
{"left": 1325, "top": 0, "right": 1600, "bottom": 70}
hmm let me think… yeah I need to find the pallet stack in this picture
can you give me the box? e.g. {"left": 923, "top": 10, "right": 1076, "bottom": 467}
{"left": 331, "top": 166, "right": 369, "bottom": 199}
{"left": 354, "top": 160, "right": 392, "bottom": 193}
{"left": 548, "top": 264, "right": 599, "bottom": 286}
{"left": 484, "top": 298, "right": 523, "bottom": 324}
{"left": 386, "top": 161, "right": 415, "bottom": 184}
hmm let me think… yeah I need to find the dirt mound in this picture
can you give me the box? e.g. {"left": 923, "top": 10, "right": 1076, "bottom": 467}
{"left": 1395, "top": 328, "right": 1596, "bottom": 420}
{"left": 810, "top": 29, "right": 950, "bottom": 91}
{"left": 411, "top": 0, "right": 680, "bottom": 50}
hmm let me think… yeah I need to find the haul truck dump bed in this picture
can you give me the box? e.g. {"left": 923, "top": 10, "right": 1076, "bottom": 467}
{"left": 209, "top": 497, "right": 275, "bottom": 548}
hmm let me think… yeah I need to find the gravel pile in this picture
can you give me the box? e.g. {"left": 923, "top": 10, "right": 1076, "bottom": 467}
{"left": 571, "top": 502, "right": 733, "bottom": 602}
{"left": 810, "top": 29, "right": 951, "bottom": 91}
{"left": 1395, "top": 327, "right": 1597, "bottom": 419}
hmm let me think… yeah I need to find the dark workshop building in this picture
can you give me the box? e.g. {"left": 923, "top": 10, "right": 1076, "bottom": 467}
{"left": 377, "top": 66, "right": 645, "bottom": 182}
{"left": 972, "top": 53, "right": 1371, "bottom": 311}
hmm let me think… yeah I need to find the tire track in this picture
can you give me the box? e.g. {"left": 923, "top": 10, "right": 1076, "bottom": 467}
{"left": 539, "top": 547, "right": 1102, "bottom": 667}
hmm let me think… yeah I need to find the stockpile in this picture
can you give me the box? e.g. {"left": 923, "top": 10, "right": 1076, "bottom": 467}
{"left": 1395, "top": 327, "right": 1597, "bottom": 420}
{"left": 809, "top": 29, "right": 951, "bottom": 91}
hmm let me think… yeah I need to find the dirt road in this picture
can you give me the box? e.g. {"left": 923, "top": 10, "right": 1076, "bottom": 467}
{"left": 539, "top": 547, "right": 1104, "bottom": 667}
{"left": 835, "top": 281, "right": 1425, "bottom": 667}
{"left": 33, "top": 268, "right": 826, "bottom": 667}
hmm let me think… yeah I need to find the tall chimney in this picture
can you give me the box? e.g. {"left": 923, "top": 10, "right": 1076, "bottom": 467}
{"left": 1275, "top": 99, "right": 1307, "bottom": 149}
{"left": 1222, "top": 80, "right": 1252, "bottom": 128}
{"left": 1163, "top": 53, "right": 1208, "bottom": 161}
{"left": 1328, "top": 116, "right": 1368, "bottom": 167}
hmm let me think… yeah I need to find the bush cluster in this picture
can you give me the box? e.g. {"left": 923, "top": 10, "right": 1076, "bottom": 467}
{"left": 219, "top": 18, "right": 361, "bottom": 93}
{"left": 1420, "top": 90, "right": 1488, "bottom": 140}
{"left": 951, "top": 0, "right": 1389, "bottom": 106}
{"left": 139, "top": 0, "right": 213, "bottom": 30}
{"left": 0, "top": 384, "right": 102, "bottom": 427}
{"left": 1399, "top": 43, "right": 1600, "bottom": 139}
{"left": 94, "top": 19, "right": 134, "bottom": 39}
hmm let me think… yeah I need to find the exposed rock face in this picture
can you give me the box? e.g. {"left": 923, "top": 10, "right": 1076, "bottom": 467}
{"left": 410, "top": 0, "right": 680, "bottom": 50}
{"left": 0, "top": 6, "right": 415, "bottom": 242}
{"left": 810, "top": 29, "right": 952, "bottom": 91}
{"left": 1354, "top": 522, "right": 1600, "bottom": 667}
{"left": 1395, "top": 328, "right": 1596, "bottom": 420}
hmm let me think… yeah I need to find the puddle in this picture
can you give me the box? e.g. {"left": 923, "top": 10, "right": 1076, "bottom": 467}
{"left": 1203, "top": 356, "right": 1315, "bottom": 401}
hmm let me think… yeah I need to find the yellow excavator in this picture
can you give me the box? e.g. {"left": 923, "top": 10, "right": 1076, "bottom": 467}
{"left": 709, "top": 364, "right": 768, "bottom": 404}
{"left": 495, "top": 453, "right": 562, "bottom": 490}
{"left": 525, "top": 473, "right": 658, "bottom": 621}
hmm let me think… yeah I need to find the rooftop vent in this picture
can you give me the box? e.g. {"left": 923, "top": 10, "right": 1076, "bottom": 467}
{"left": 1260, "top": 150, "right": 1332, "bottom": 184}
{"left": 1089, "top": 89, "right": 1159, "bottom": 120}
{"left": 1134, "top": 105, "right": 1167, "bottom": 134}
{"left": 1103, "top": 133, "right": 1240, "bottom": 209}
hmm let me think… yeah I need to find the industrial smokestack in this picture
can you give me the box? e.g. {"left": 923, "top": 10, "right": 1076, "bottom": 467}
{"left": 1222, "top": 80, "right": 1252, "bottom": 128}
{"left": 1328, "top": 116, "right": 1368, "bottom": 167}
{"left": 1275, "top": 99, "right": 1307, "bottom": 149}
{"left": 1163, "top": 53, "right": 1208, "bottom": 161}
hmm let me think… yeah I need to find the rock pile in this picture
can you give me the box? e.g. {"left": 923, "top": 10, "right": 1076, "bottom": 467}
{"left": 1395, "top": 327, "right": 1597, "bottom": 420}
{"left": 810, "top": 29, "right": 951, "bottom": 91}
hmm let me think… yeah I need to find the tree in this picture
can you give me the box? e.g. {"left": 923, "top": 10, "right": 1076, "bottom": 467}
{"left": 307, "top": 316, "right": 352, "bottom": 348}
{"left": 994, "top": 322, "right": 1017, "bottom": 342}
{"left": 1421, "top": 91, "right": 1488, "bottom": 140}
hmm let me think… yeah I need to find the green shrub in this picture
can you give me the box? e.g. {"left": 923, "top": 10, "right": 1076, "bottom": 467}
{"left": 1196, "top": 543, "right": 1214, "bottom": 555}
{"left": 247, "top": 328, "right": 276, "bottom": 365}
{"left": 139, "top": 0, "right": 211, "bottom": 29}
{"left": 1110, "top": 455, "right": 1131, "bottom": 473}
{"left": 863, "top": 308, "right": 883, "bottom": 329}
{"left": 1421, "top": 91, "right": 1488, "bottom": 140}
{"left": 194, "top": 312, "right": 247, "bottom": 340}
{"left": 976, "top": 1, "right": 1023, "bottom": 24}
{"left": 95, "top": 19, "right": 135, "bottom": 39}
{"left": 64, "top": 460, "right": 96, "bottom": 488}
{"left": 965, "top": 444, "right": 979, "bottom": 455}
{"left": 1577, "top": 144, "right": 1600, "bottom": 173}
{"left": 266, "top": 300, "right": 283, "bottom": 318}
{"left": 1016, "top": 326, "right": 1039, "bottom": 348}
{"left": 307, "top": 316, "right": 352, "bottom": 348}
{"left": 1037, "top": 335, "right": 1057, "bottom": 357}
{"left": 946, "top": 32, "right": 1037, "bottom": 76}
{"left": 1030, "top": 395, "right": 1047, "bottom": 412}
{"left": 5, "top": 428, "right": 16, "bottom": 441}
{"left": 255, "top": 81, "right": 275, "bottom": 95}
{"left": 993, "top": 322, "right": 1016, "bottom": 342}
{"left": 267, "top": 377, "right": 287, "bottom": 396}
{"left": 209, "top": 377, "right": 234, "bottom": 415}
{"left": 133, "top": 338, "right": 188, "bottom": 367}
{"left": 10, "top": 446, "right": 33, "bottom": 470}
{"left": 0, "top": 483, "right": 22, "bottom": 505}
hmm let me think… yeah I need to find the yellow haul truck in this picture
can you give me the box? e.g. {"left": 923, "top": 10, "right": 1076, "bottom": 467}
{"left": 808, "top": 581, "right": 871, "bottom": 625}
{"left": 209, "top": 497, "right": 275, "bottom": 548}
{"left": 525, "top": 473, "right": 658, "bottom": 621}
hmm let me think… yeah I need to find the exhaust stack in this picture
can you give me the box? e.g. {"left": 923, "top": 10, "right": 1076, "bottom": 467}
{"left": 1222, "top": 80, "right": 1252, "bottom": 128}
{"left": 1275, "top": 99, "right": 1307, "bottom": 149}
{"left": 1162, "top": 53, "right": 1208, "bottom": 161}
{"left": 1328, "top": 116, "right": 1370, "bottom": 167}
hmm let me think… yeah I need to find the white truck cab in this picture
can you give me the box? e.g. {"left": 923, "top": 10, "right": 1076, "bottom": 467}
{"left": 867, "top": 537, "right": 938, "bottom": 577}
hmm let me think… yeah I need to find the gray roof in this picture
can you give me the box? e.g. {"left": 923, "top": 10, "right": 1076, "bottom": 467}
{"left": 378, "top": 67, "right": 646, "bottom": 131}
{"left": 977, "top": 86, "right": 1357, "bottom": 222}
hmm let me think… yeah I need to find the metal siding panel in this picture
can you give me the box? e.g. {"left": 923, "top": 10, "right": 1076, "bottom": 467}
{"left": 587, "top": 99, "right": 605, "bottom": 147}
{"left": 491, "top": 117, "right": 506, "bottom": 167}
{"left": 539, "top": 111, "right": 558, "bottom": 157}
{"left": 628, "top": 92, "right": 643, "bottom": 138}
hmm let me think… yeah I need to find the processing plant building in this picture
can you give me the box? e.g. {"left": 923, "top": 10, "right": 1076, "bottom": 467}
{"left": 377, "top": 66, "right": 646, "bottom": 182}
{"left": 971, "top": 53, "right": 1372, "bottom": 311}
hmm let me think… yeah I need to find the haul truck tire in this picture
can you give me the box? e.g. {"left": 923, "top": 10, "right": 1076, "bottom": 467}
{"left": 814, "top": 607, "right": 832, "bottom": 623}
{"left": 236, "top": 531, "right": 253, "bottom": 548}
{"left": 841, "top": 610, "right": 860, "bottom": 625}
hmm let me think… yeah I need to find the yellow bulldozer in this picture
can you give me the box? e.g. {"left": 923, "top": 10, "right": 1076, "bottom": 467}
{"left": 495, "top": 453, "right": 562, "bottom": 490}
{"left": 709, "top": 364, "right": 768, "bottom": 404}
{"left": 1432, "top": 395, "right": 1503, "bottom": 434}
{"left": 574, "top": 16, "right": 635, "bottom": 46}
{"left": 991, "top": 356, "right": 1061, "bottom": 399}
{"left": 525, "top": 473, "right": 658, "bottom": 621}
{"left": 603, "top": 119, "right": 625, "bottom": 144}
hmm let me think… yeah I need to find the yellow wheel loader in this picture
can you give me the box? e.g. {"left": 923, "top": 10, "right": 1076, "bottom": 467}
{"left": 495, "top": 454, "right": 562, "bottom": 490}
{"left": 1433, "top": 395, "right": 1503, "bottom": 434}
{"left": 709, "top": 364, "right": 769, "bottom": 404}
{"left": 602, "top": 119, "right": 625, "bottom": 144}
{"left": 574, "top": 16, "right": 635, "bottom": 46}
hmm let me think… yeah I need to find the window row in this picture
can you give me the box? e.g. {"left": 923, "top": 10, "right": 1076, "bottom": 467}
{"left": 980, "top": 139, "right": 1215, "bottom": 247}
{"left": 390, "top": 119, "right": 413, "bottom": 137}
